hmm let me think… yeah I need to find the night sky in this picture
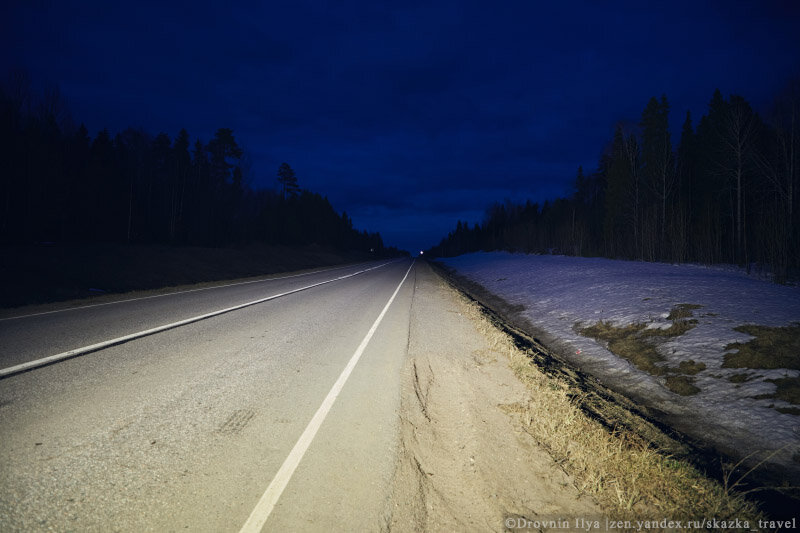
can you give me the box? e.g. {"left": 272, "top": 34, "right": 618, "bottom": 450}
{"left": 4, "top": 1, "right": 799, "bottom": 253}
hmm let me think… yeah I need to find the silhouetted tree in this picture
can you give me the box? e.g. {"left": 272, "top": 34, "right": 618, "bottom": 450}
{"left": 603, "top": 124, "right": 643, "bottom": 258}
{"left": 640, "top": 95, "right": 675, "bottom": 260}
{"left": 277, "top": 162, "right": 300, "bottom": 200}
{"left": 171, "top": 128, "right": 191, "bottom": 241}
{"left": 722, "top": 95, "right": 759, "bottom": 265}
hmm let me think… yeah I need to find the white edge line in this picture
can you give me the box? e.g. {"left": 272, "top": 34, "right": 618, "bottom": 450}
{"left": 238, "top": 260, "right": 415, "bottom": 533}
{"left": 0, "top": 260, "right": 399, "bottom": 322}
{"left": 0, "top": 261, "right": 400, "bottom": 379}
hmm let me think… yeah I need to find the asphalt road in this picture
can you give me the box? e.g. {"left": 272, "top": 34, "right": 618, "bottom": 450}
{"left": 0, "top": 258, "right": 416, "bottom": 531}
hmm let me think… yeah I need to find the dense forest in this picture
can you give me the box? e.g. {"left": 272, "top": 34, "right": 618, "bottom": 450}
{"left": 0, "top": 71, "right": 402, "bottom": 256}
{"left": 430, "top": 84, "right": 799, "bottom": 282}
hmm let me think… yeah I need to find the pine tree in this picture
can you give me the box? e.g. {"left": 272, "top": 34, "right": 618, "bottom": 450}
{"left": 604, "top": 125, "right": 639, "bottom": 258}
{"left": 171, "top": 128, "right": 191, "bottom": 241}
{"left": 189, "top": 139, "right": 210, "bottom": 243}
{"left": 640, "top": 95, "right": 674, "bottom": 259}
{"left": 694, "top": 89, "right": 728, "bottom": 262}
{"left": 722, "top": 95, "right": 759, "bottom": 265}
{"left": 677, "top": 111, "right": 696, "bottom": 203}
{"left": 674, "top": 111, "right": 696, "bottom": 261}
{"left": 277, "top": 162, "right": 300, "bottom": 200}
{"left": 570, "top": 166, "right": 590, "bottom": 255}
{"left": 151, "top": 132, "right": 172, "bottom": 241}
{"left": 207, "top": 128, "right": 243, "bottom": 187}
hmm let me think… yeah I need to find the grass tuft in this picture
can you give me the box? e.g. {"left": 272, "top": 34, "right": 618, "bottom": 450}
{"left": 722, "top": 324, "right": 800, "bottom": 410}
{"left": 678, "top": 360, "right": 706, "bottom": 375}
{"left": 723, "top": 324, "right": 800, "bottom": 370}
{"left": 765, "top": 377, "right": 800, "bottom": 406}
{"left": 665, "top": 375, "right": 701, "bottom": 396}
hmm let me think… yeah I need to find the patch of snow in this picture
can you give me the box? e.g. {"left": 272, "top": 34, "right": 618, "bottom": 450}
{"left": 442, "top": 252, "right": 800, "bottom": 475}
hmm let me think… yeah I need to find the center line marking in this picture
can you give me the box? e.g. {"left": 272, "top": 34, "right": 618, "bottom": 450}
{"left": 0, "top": 261, "right": 397, "bottom": 379}
{"left": 238, "top": 260, "right": 415, "bottom": 533}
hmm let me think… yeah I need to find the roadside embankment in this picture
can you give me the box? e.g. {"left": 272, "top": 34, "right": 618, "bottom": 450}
{"left": 409, "top": 260, "right": 771, "bottom": 527}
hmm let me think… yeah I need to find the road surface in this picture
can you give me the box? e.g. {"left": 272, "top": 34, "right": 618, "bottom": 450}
{"left": 0, "top": 259, "right": 416, "bottom": 531}
{"left": 1, "top": 258, "right": 601, "bottom": 532}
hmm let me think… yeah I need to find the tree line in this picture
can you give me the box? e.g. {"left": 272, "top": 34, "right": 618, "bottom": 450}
{"left": 0, "top": 71, "right": 402, "bottom": 256}
{"left": 429, "top": 83, "right": 799, "bottom": 282}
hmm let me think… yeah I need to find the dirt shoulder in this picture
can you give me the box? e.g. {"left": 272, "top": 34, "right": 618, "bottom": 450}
{"left": 385, "top": 261, "right": 600, "bottom": 531}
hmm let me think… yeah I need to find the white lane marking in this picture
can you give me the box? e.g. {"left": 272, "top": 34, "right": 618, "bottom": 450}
{"left": 0, "top": 261, "right": 394, "bottom": 322}
{"left": 238, "top": 260, "right": 415, "bottom": 533}
{"left": 0, "top": 261, "right": 399, "bottom": 379}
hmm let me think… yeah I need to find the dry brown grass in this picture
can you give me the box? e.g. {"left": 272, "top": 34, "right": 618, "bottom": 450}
{"left": 664, "top": 375, "right": 701, "bottom": 396}
{"left": 724, "top": 323, "right": 800, "bottom": 409}
{"left": 724, "top": 324, "right": 800, "bottom": 371}
{"left": 578, "top": 321, "right": 667, "bottom": 375}
{"left": 577, "top": 305, "right": 706, "bottom": 396}
{"left": 729, "top": 373, "right": 753, "bottom": 383}
{"left": 459, "top": 297, "right": 763, "bottom": 523}
{"left": 677, "top": 359, "right": 707, "bottom": 375}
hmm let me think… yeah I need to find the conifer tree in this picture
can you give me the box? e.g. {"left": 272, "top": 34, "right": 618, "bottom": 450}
{"left": 171, "top": 129, "right": 191, "bottom": 241}
{"left": 206, "top": 128, "right": 243, "bottom": 187}
{"left": 674, "top": 111, "right": 696, "bottom": 260}
{"left": 640, "top": 95, "right": 674, "bottom": 259}
{"left": 694, "top": 89, "right": 728, "bottom": 262}
{"left": 721, "top": 94, "right": 759, "bottom": 265}
{"left": 277, "top": 162, "right": 300, "bottom": 200}
{"left": 604, "top": 125, "right": 639, "bottom": 257}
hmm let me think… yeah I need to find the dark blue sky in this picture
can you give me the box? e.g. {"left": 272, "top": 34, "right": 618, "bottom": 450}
{"left": 3, "top": 1, "right": 799, "bottom": 252}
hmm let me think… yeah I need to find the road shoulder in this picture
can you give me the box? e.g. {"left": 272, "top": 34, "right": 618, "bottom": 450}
{"left": 385, "top": 261, "right": 600, "bottom": 531}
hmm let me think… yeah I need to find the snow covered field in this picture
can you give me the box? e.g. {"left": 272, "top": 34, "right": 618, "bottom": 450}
{"left": 441, "top": 252, "right": 800, "bottom": 476}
